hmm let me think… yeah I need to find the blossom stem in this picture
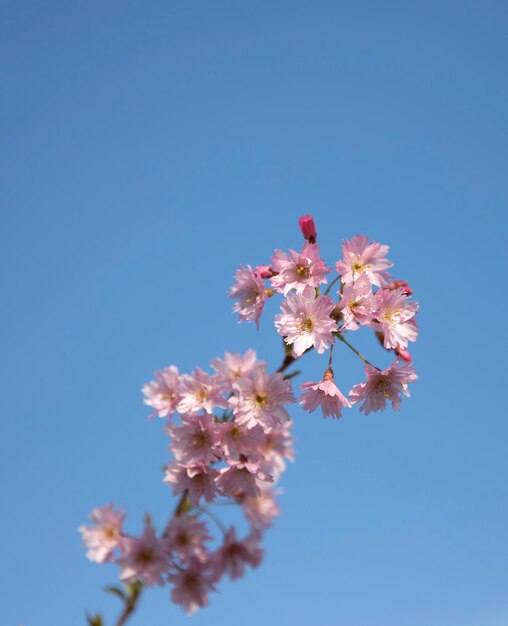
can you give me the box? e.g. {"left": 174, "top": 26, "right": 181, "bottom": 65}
{"left": 198, "top": 505, "right": 227, "bottom": 536}
{"left": 335, "top": 333, "right": 381, "bottom": 371}
{"left": 114, "top": 581, "right": 143, "bottom": 626}
{"left": 323, "top": 274, "right": 341, "bottom": 295}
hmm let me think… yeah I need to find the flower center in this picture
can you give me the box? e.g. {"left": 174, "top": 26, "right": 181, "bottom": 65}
{"left": 375, "top": 378, "right": 391, "bottom": 398}
{"left": 137, "top": 548, "right": 154, "bottom": 564}
{"left": 101, "top": 525, "right": 118, "bottom": 541}
{"left": 300, "top": 317, "right": 314, "bottom": 333}
{"left": 192, "top": 430, "right": 211, "bottom": 449}
{"left": 352, "top": 256, "right": 371, "bottom": 274}
{"left": 193, "top": 388, "right": 208, "bottom": 403}
{"left": 382, "top": 308, "right": 400, "bottom": 325}
{"left": 253, "top": 392, "right": 268, "bottom": 407}
{"left": 296, "top": 264, "right": 310, "bottom": 278}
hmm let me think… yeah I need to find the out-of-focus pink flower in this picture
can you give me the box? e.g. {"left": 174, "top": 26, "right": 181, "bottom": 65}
{"left": 118, "top": 522, "right": 168, "bottom": 587}
{"left": 338, "top": 273, "right": 376, "bottom": 330}
{"left": 275, "top": 286, "right": 337, "bottom": 357}
{"left": 210, "top": 349, "right": 264, "bottom": 389}
{"left": 336, "top": 234, "right": 393, "bottom": 286}
{"left": 298, "top": 215, "right": 317, "bottom": 242}
{"left": 167, "top": 414, "right": 222, "bottom": 467}
{"left": 218, "top": 421, "right": 265, "bottom": 462}
{"left": 369, "top": 288, "right": 419, "bottom": 350}
{"left": 299, "top": 369, "right": 351, "bottom": 419}
{"left": 211, "top": 528, "right": 263, "bottom": 581}
{"left": 349, "top": 359, "right": 418, "bottom": 415}
{"left": 177, "top": 368, "right": 228, "bottom": 415}
{"left": 259, "top": 423, "right": 295, "bottom": 479}
{"left": 164, "top": 463, "right": 218, "bottom": 506}
{"left": 239, "top": 484, "right": 281, "bottom": 529}
{"left": 142, "top": 366, "right": 181, "bottom": 419}
{"left": 270, "top": 242, "right": 331, "bottom": 295}
{"left": 169, "top": 559, "right": 216, "bottom": 615}
{"left": 230, "top": 365, "right": 295, "bottom": 431}
{"left": 164, "top": 514, "right": 211, "bottom": 563}
{"left": 229, "top": 265, "right": 267, "bottom": 328}
{"left": 216, "top": 457, "right": 272, "bottom": 499}
{"left": 79, "top": 504, "right": 125, "bottom": 564}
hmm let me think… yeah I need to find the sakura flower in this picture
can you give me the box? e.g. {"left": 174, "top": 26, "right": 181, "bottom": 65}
{"left": 336, "top": 234, "right": 393, "bottom": 286}
{"left": 369, "top": 288, "right": 419, "bottom": 350}
{"left": 229, "top": 265, "right": 268, "bottom": 328}
{"left": 210, "top": 349, "right": 264, "bottom": 389}
{"left": 338, "top": 273, "right": 376, "bottom": 330}
{"left": 169, "top": 558, "right": 216, "bottom": 615}
{"left": 274, "top": 286, "right": 337, "bottom": 357}
{"left": 218, "top": 421, "right": 266, "bottom": 462}
{"left": 177, "top": 367, "right": 228, "bottom": 415}
{"left": 230, "top": 365, "right": 295, "bottom": 431}
{"left": 164, "top": 463, "right": 218, "bottom": 506}
{"left": 211, "top": 528, "right": 263, "bottom": 581}
{"left": 216, "top": 457, "right": 272, "bottom": 499}
{"left": 239, "top": 484, "right": 281, "bottom": 529}
{"left": 167, "top": 414, "right": 222, "bottom": 467}
{"left": 349, "top": 359, "right": 418, "bottom": 415}
{"left": 299, "top": 368, "right": 351, "bottom": 419}
{"left": 164, "top": 513, "right": 212, "bottom": 563}
{"left": 142, "top": 365, "right": 181, "bottom": 419}
{"left": 270, "top": 242, "right": 331, "bottom": 295}
{"left": 118, "top": 522, "right": 168, "bottom": 586}
{"left": 298, "top": 214, "right": 317, "bottom": 242}
{"left": 79, "top": 503, "right": 125, "bottom": 563}
{"left": 259, "top": 423, "right": 295, "bottom": 478}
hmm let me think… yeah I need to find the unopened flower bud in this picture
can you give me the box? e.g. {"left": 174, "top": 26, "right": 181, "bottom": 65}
{"left": 387, "top": 279, "right": 412, "bottom": 296}
{"left": 298, "top": 215, "right": 317, "bottom": 243}
{"left": 254, "top": 265, "right": 274, "bottom": 279}
{"left": 395, "top": 348, "right": 412, "bottom": 362}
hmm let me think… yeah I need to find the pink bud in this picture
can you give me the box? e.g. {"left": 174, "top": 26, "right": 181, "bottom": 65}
{"left": 395, "top": 348, "right": 412, "bottom": 362}
{"left": 298, "top": 215, "right": 317, "bottom": 243}
{"left": 388, "top": 279, "right": 412, "bottom": 296}
{"left": 254, "top": 265, "right": 274, "bottom": 279}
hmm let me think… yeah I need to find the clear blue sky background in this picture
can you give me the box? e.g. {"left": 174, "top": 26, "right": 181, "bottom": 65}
{"left": 1, "top": 2, "right": 507, "bottom": 625}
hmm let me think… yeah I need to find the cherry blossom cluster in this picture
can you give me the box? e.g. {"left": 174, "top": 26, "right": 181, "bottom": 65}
{"left": 229, "top": 216, "right": 419, "bottom": 418}
{"left": 80, "top": 350, "right": 295, "bottom": 616}
{"left": 80, "top": 215, "right": 419, "bottom": 624}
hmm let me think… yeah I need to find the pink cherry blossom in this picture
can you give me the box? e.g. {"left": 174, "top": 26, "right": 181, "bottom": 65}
{"left": 336, "top": 234, "right": 393, "bottom": 286}
{"left": 298, "top": 214, "right": 317, "bottom": 242}
{"left": 169, "top": 559, "right": 216, "bottom": 614}
{"left": 259, "top": 423, "right": 295, "bottom": 478}
{"left": 167, "top": 414, "right": 222, "bottom": 467}
{"left": 299, "top": 369, "right": 351, "bottom": 419}
{"left": 163, "top": 513, "right": 212, "bottom": 563}
{"left": 229, "top": 265, "right": 268, "bottom": 328}
{"left": 270, "top": 242, "right": 331, "bottom": 295}
{"left": 349, "top": 359, "right": 418, "bottom": 415}
{"left": 338, "top": 273, "right": 376, "bottom": 330}
{"left": 274, "top": 286, "right": 337, "bottom": 357}
{"left": 211, "top": 528, "right": 263, "bottom": 580}
{"left": 210, "top": 349, "right": 264, "bottom": 389}
{"left": 239, "top": 484, "right": 281, "bottom": 529}
{"left": 218, "top": 421, "right": 266, "bottom": 462}
{"left": 369, "top": 288, "right": 419, "bottom": 350}
{"left": 216, "top": 457, "right": 272, "bottom": 499}
{"left": 177, "top": 367, "right": 228, "bottom": 415}
{"left": 230, "top": 365, "right": 295, "bottom": 431}
{"left": 118, "top": 522, "right": 168, "bottom": 587}
{"left": 79, "top": 504, "right": 125, "bottom": 564}
{"left": 164, "top": 463, "right": 218, "bottom": 506}
{"left": 142, "top": 366, "right": 181, "bottom": 419}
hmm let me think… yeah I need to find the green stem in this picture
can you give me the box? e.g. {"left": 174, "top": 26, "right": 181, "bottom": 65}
{"left": 335, "top": 333, "right": 380, "bottom": 370}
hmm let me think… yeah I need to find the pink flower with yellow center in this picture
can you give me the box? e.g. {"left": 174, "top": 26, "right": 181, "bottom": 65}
{"left": 336, "top": 234, "right": 393, "bottom": 286}
{"left": 274, "top": 286, "right": 337, "bottom": 357}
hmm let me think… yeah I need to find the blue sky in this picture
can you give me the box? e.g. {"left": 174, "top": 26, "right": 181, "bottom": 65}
{"left": 1, "top": 1, "right": 507, "bottom": 625}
